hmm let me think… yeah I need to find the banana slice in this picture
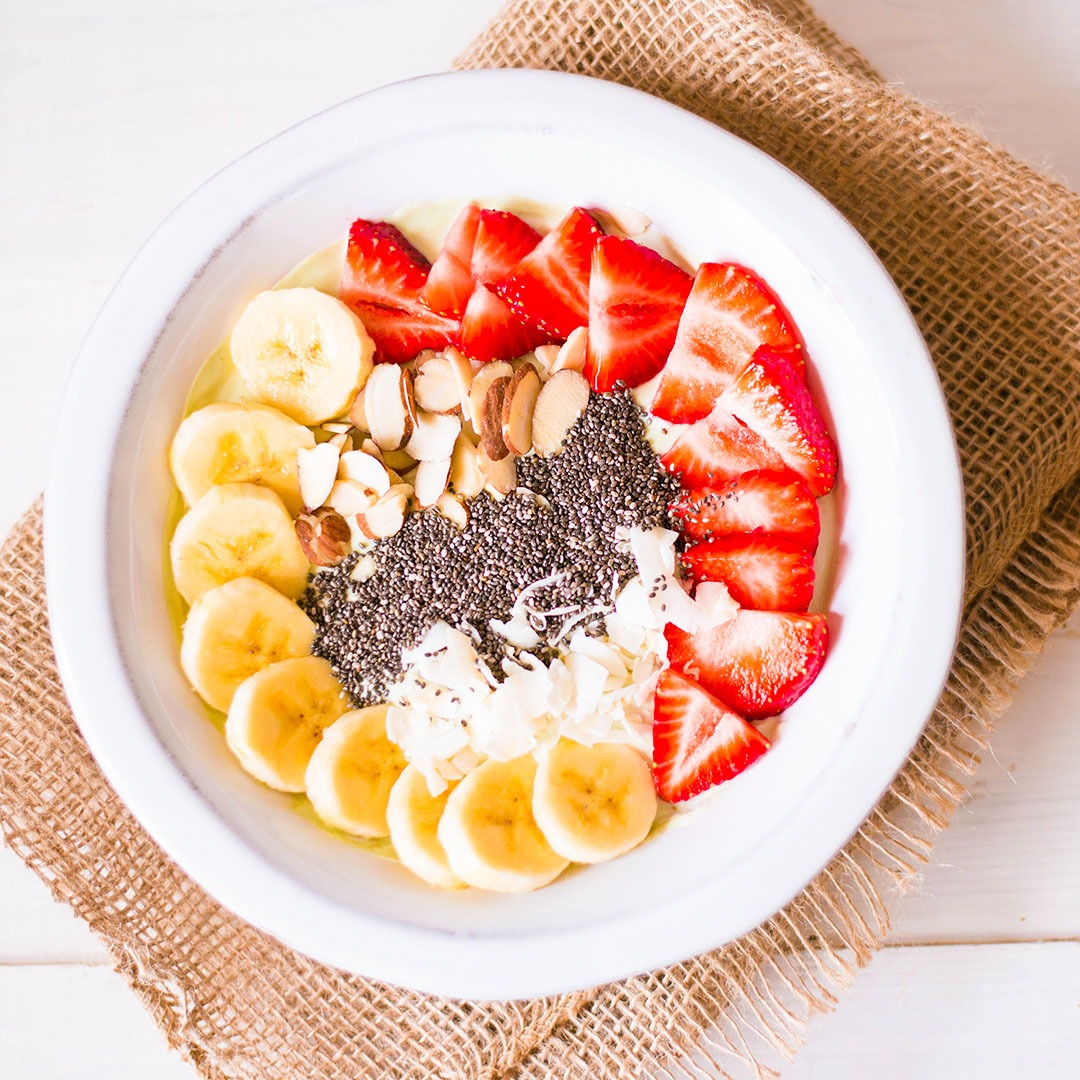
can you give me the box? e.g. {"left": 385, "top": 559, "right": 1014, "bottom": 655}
{"left": 304, "top": 706, "right": 407, "bottom": 837}
{"left": 169, "top": 401, "right": 315, "bottom": 515}
{"left": 180, "top": 576, "right": 316, "bottom": 712}
{"left": 437, "top": 756, "right": 569, "bottom": 892}
{"left": 170, "top": 482, "right": 310, "bottom": 605}
{"left": 226, "top": 656, "right": 350, "bottom": 792}
{"left": 386, "top": 765, "right": 464, "bottom": 889}
{"left": 532, "top": 740, "right": 657, "bottom": 864}
{"left": 230, "top": 287, "right": 375, "bottom": 425}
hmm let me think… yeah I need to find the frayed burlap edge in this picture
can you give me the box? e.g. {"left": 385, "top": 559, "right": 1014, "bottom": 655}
{"left": 2, "top": 0, "right": 1079, "bottom": 1076}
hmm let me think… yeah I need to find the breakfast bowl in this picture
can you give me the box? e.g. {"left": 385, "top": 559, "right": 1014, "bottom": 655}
{"left": 44, "top": 70, "right": 964, "bottom": 999}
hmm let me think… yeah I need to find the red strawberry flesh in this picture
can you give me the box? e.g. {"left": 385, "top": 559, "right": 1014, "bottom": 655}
{"left": 670, "top": 470, "right": 820, "bottom": 550}
{"left": 651, "top": 262, "right": 804, "bottom": 423}
{"left": 661, "top": 405, "right": 788, "bottom": 488}
{"left": 419, "top": 203, "right": 480, "bottom": 318}
{"left": 584, "top": 235, "right": 694, "bottom": 392}
{"left": 495, "top": 206, "right": 603, "bottom": 338}
{"left": 682, "top": 535, "right": 816, "bottom": 612}
{"left": 665, "top": 609, "right": 828, "bottom": 719}
{"left": 652, "top": 668, "right": 771, "bottom": 803}
{"left": 472, "top": 209, "right": 542, "bottom": 286}
{"left": 341, "top": 219, "right": 458, "bottom": 364}
{"left": 457, "top": 284, "right": 550, "bottom": 364}
{"left": 718, "top": 346, "right": 837, "bottom": 496}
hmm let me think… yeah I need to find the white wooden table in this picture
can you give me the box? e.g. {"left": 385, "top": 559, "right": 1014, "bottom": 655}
{"left": 2, "top": 2, "right": 1078, "bottom": 1075}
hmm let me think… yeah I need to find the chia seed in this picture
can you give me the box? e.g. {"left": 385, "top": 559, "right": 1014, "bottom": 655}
{"left": 301, "top": 392, "right": 679, "bottom": 705}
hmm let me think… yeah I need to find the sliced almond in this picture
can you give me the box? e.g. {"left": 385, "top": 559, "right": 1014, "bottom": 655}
{"left": 348, "top": 384, "right": 368, "bottom": 433}
{"left": 591, "top": 203, "right": 652, "bottom": 237}
{"left": 363, "top": 439, "right": 415, "bottom": 472}
{"left": 532, "top": 344, "right": 561, "bottom": 377}
{"left": 468, "top": 360, "right": 513, "bottom": 422}
{"left": 295, "top": 507, "right": 352, "bottom": 568}
{"left": 551, "top": 325, "right": 588, "bottom": 374}
{"left": 413, "top": 348, "right": 438, "bottom": 369}
{"left": 501, "top": 362, "right": 542, "bottom": 456}
{"left": 478, "top": 442, "right": 517, "bottom": 496}
{"left": 479, "top": 376, "right": 512, "bottom": 461}
{"left": 359, "top": 437, "right": 383, "bottom": 461}
{"left": 532, "top": 369, "right": 591, "bottom": 458}
{"left": 297, "top": 442, "right": 341, "bottom": 510}
{"left": 405, "top": 410, "right": 461, "bottom": 462}
{"left": 356, "top": 486, "right": 410, "bottom": 540}
{"left": 338, "top": 449, "right": 391, "bottom": 495}
{"left": 327, "top": 478, "right": 379, "bottom": 518}
{"left": 364, "top": 364, "right": 416, "bottom": 451}
{"left": 414, "top": 457, "right": 452, "bottom": 509}
{"left": 443, "top": 347, "right": 475, "bottom": 421}
{"left": 414, "top": 355, "right": 462, "bottom": 414}
{"left": 435, "top": 492, "right": 469, "bottom": 530}
{"left": 449, "top": 433, "right": 485, "bottom": 499}
{"left": 321, "top": 422, "right": 353, "bottom": 435}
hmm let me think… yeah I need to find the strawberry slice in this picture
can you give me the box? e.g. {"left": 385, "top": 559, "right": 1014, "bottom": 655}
{"left": 457, "top": 284, "right": 549, "bottom": 364}
{"left": 651, "top": 263, "right": 804, "bottom": 423}
{"left": 340, "top": 219, "right": 458, "bottom": 364}
{"left": 419, "top": 203, "right": 481, "bottom": 318}
{"left": 661, "top": 405, "right": 787, "bottom": 488}
{"left": 495, "top": 206, "right": 604, "bottom": 338}
{"left": 682, "top": 535, "right": 816, "bottom": 612}
{"left": 719, "top": 346, "right": 837, "bottom": 496}
{"left": 670, "top": 470, "right": 820, "bottom": 550}
{"left": 584, "top": 235, "right": 694, "bottom": 392}
{"left": 652, "top": 668, "right": 771, "bottom": 803}
{"left": 472, "top": 209, "right": 542, "bottom": 286}
{"left": 665, "top": 610, "right": 828, "bottom": 719}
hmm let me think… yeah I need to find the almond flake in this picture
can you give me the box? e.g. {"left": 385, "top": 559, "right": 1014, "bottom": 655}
{"left": 405, "top": 410, "right": 461, "bottom": 462}
{"left": 337, "top": 449, "right": 391, "bottom": 495}
{"left": 297, "top": 442, "right": 341, "bottom": 510}
{"left": 414, "top": 355, "right": 462, "bottom": 414}
{"left": 364, "top": 364, "right": 417, "bottom": 451}
{"left": 414, "top": 456, "right": 451, "bottom": 508}
{"left": 531, "top": 369, "right": 591, "bottom": 457}
{"left": 468, "top": 360, "right": 513, "bottom": 422}
{"left": 551, "top": 326, "right": 588, "bottom": 374}
{"left": 479, "top": 375, "right": 512, "bottom": 460}
{"left": 501, "top": 361, "right": 541, "bottom": 456}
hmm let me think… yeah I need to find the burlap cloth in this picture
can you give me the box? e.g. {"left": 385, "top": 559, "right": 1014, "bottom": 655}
{"left": 2, "top": 1, "right": 1078, "bottom": 1076}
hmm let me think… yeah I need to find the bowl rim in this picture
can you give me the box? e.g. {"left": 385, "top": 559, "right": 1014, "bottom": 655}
{"left": 45, "top": 69, "right": 965, "bottom": 999}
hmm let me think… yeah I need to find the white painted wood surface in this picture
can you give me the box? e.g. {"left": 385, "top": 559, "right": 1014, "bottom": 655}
{"left": 2, "top": 1, "right": 1078, "bottom": 1076}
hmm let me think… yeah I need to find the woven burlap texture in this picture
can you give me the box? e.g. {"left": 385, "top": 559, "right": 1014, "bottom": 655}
{"left": 2, "top": 0, "right": 1079, "bottom": 1077}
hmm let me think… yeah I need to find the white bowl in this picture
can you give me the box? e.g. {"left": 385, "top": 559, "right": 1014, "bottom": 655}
{"left": 45, "top": 70, "right": 964, "bottom": 999}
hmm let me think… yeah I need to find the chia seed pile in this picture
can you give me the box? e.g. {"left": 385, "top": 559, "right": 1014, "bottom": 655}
{"left": 301, "top": 392, "right": 679, "bottom": 706}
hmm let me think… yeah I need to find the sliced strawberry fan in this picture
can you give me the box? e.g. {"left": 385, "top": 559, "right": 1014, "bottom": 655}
{"left": 652, "top": 668, "right": 771, "bottom": 803}
{"left": 665, "top": 610, "right": 828, "bottom": 720}
{"left": 585, "top": 235, "right": 694, "bottom": 393}
{"left": 651, "top": 262, "right": 804, "bottom": 423}
{"left": 682, "top": 535, "right": 816, "bottom": 612}
{"left": 719, "top": 346, "right": 837, "bottom": 496}
{"left": 661, "top": 404, "right": 788, "bottom": 488}
{"left": 457, "top": 284, "right": 550, "bottom": 364}
{"left": 670, "top": 470, "right": 820, "bottom": 550}
{"left": 340, "top": 220, "right": 458, "bottom": 364}
{"left": 419, "top": 203, "right": 481, "bottom": 319}
{"left": 495, "top": 206, "right": 604, "bottom": 338}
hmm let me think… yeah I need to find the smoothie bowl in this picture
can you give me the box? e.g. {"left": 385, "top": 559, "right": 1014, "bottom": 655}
{"left": 45, "top": 71, "right": 963, "bottom": 999}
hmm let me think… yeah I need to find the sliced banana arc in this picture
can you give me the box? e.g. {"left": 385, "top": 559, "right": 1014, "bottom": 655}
{"left": 179, "top": 576, "right": 316, "bottom": 712}
{"left": 170, "top": 482, "right": 309, "bottom": 605}
{"left": 304, "top": 705, "right": 407, "bottom": 837}
{"left": 226, "top": 655, "right": 350, "bottom": 792}
{"left": 231, "top": 287, "right": 374, "bottom": 425}
{"left": 437, "top": 756, "right": 569, "bottom": 892}
{"left": 532, "top": 740, "right": 657, "bottom": 864}
{"left": 386, "top": 765, "right": 464, "bottom": 889}
{"left": 169, "top": 401, "right": 315, "bottom": 515}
